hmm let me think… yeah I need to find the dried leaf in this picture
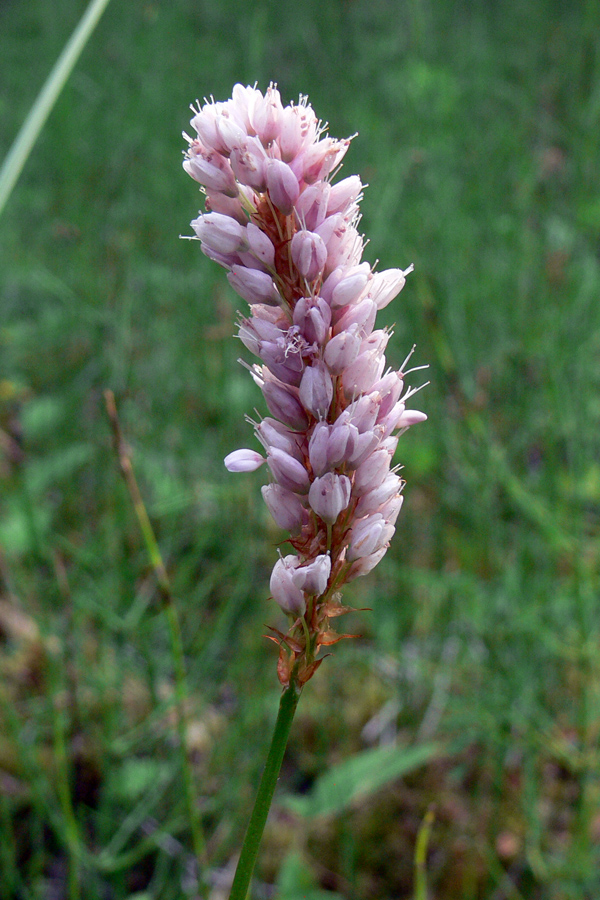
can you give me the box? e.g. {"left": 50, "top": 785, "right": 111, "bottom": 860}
{"left": 265, "top": 624, "right": 303, "bottom": 653}
{"left": 297, "top": 657, "right": 325, "bottom": 685}
{"left": 277, "top": 649, "right": 292, "bottom": 687}
{"left": 317, "top": 631, "right": 361, "bottom": 646}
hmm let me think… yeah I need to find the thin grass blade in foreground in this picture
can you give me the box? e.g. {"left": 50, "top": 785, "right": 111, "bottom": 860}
{"left": 182, "top": 84, "right": 428, "bottom": 899}
{"left": 0, "top": 0, "right": 113, "bottom": 219}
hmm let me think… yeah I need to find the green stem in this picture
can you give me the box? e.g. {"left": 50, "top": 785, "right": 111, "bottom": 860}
{"left": 229, "top": 681, "right": 302, "bottom": 900}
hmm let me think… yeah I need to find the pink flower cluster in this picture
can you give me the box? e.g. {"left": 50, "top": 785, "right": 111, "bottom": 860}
{"left": 184, "top": 84, "right": 426, "bottom": 628}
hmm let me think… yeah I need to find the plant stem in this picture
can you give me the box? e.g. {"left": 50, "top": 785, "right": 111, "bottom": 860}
{"left": 229, "top": 680, "right": 302, "bottom": 900}
{"left": 103, "top": 390, "right": 206, "bottom": 873}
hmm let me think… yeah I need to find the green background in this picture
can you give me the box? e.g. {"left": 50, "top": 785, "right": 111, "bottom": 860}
{"left": 1, "top": 0, "right": 599, "bottom": 897}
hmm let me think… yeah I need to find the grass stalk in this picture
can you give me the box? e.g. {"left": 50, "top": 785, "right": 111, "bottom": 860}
{"left": 0, "top": 0, "right": 113, "bottom": 218}
{"left": 52, "top": 698, "right": 81, "bottom": 900}
{"left": 414, "top": 807, "right": 434, "bottom": 900}
{"left": 103, "top": 390, "right": 206, "bottom": 874}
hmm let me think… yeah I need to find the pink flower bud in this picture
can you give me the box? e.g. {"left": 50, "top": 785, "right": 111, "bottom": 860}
{"left": 230, "top": 137, "right": 268, "bottom": 191}
{"left": 228, "top": 265, "right": 282, "bottom": 306}
{"left": 205, "top": 191, "right": 247, "bottom": 225}
{"left": 291, "top": 554, "right": 331, "bottom": 596}
{"left": 316, "top": 213, "right": 346, "bottom": 250}
{"left": 224, "top": 449, "right": 266, "bottom": 472}
{"left": 183, "top": 143, "right": 239, "bottom": 197}
{"left": 256, "top": 418, "right": 303, "bottom": 461}
{"left": 293, "top": 296, "right": 331, "bottom": 345}
{"left": 267, "top": 447, "right": 311, "bottom": 494}
{"left": 327, "top": 175, "right": 363, "bottom": 215}
{"left": 320, "top": 266, "right": 346, "bottom": 305}
{"left": 308, "top": 473, "right": 351, "bottom": 525}
{"left": 190, "top": 105, "right": 229, "bottom": 154}
{"left": 342, "top": 348, "right": 386, "bottom": 398}
{"left": 379, "top": 402, "right": 427, "bottom": 436}
{"left": 353, "top": 447, "right": 392, "bottom": 496}
{"left": 327, "top": 421, "right": 359, "bottom": 469}
{"left": 325, "top": 224, "right": 363, "bottom": 275}
{"left": 294, "top": 182, "right": 331, "bottom": 231}
{"left": 192, "top": 212, "right": 248, "bottom": 255}
{"left": 355, "top": 473, "right": 402, "bottom": 517}
{"left": 215, "top": 114, "right": 247, "bottom": 154}
{"left": 381, "top": 435, "right": 399, "bottom": 455}
{"left": 308, "top": 423, "right": 330, "bottom": 477}
{"left": 231, "top": 83, "right": 261, "bottom": 131}
{"left": 236, "top": 250, "right": 270, "bottom": 273}
{"left": 349, "top": 394, "right": 380, "bottom": 433}
{"left": 369, "top": 266, "right": 413, "bottom": 310}
{"left": 330, "top": 263, "right": 371, "bottom": 308}
{"left": 346, "top": 546, "right": 388, "bottom": 580}
{"left": 379, "top": 492, "right": 404, "bottom": 526}
{"left": 200, "top": 244, "right": 239, "bottom": 270}
{"left": 333, "top": 298, "right": 377, "bottom": 338}
{"left": 279, "top": 104, "right": 317, "bottom": 162}
{"left": 246, "top": 223, "right": 275, "bottom": 268}
{"left": 238, "top": 317, "right": 282, "bottom": 355}
{"left": 270, "top": 556, "right": 304, "bottom": 614}
{"left": 279, "top": 103, "right": 318, "bottom": 161}
{"left": 395, "top": 408, "right": 428, "bottom": 428}
{"left": 361, "top": 329, "right": 389, "bottom": 355}
{"left": 347, "top": 514, "right": 395, "bottom": 561}
{"left": 290, "top": 230, "right": 328, "bottom": 281}
{"left": 250, "top": 84, "right": 283, "bottom": 145}
{"left": 299, "top": 361, "right": 334, "bottom": 419}
{"left": 317, "top": 217, "right": 362, "bottom": 274}
{"left": 323, "top": 327, "right": 361, "bottom": 375}
{"left": 266, "top": 159, "right": 300, "bottom": 214}
{"left": 261, "top": 484, "right": 306, "bottom": 535}
{"left": 372, "top": 371, "right": 404, "bottom": 420}
{"left": 346, "top": 428, "right": 381, "bottom": 468}
{"left": 294, "top": 137, "right": 350, "bottom": 184}
{"left": 262, "top": 380, "right": 309, "bottom": 430}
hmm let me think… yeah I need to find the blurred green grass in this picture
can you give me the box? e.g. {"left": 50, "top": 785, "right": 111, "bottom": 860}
{"left": 1, "top": 0, "right": 600, "bottom": 897}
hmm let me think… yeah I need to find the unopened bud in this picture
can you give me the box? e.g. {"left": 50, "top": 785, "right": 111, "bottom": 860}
{"left": 291, "top": 554, "right": 331, "bottom": 596}
{"left": 324, "top": 328, "right": 361, "bottom": 375}
{"left": 183, "top": 144, "right": 239, "bottom": 197}
{"left": 369, "top": 266, "right": 413, "bottom": 310}
{"left": 308, "top": 473, "right": 351, "bottom": 525}
{"left": 293, "top": 297, "right": 331, "bottom": 345}
{"left": 267, "top": 447, "right": 311, "bottom": 494}
{"left": 291, "top": 230, "right": 328, "bottom": 281}
{"left": 262, "top": 380, "right": 309, "bottom": 430}
{"left": 330, "top": 263, "right": 371, "bottom": 308}
{"left": 224, "top": 449, "right": 265, "bottom": 472}
{"left": 270, "top": 556, "right": 304, "bottom": 614}
{"left": 262, "top": 484, "right": 306, "bottom": 534}
{"left": 228, "top": 265, "right": 282, "bottom": 306}
{"left": 247, "top": 223, "right": 275, "bottom": 267}
{"left": 192, "top": 212, "right": 248, "bottom": 255}
{"left": 299, "top": 361, "right": 333, "bottom": 419}
{"left": 347, "top": 514, "right": 394, "bottom": 561}
{"left": 266, "top": 159, "right": 300, "bottom": 214}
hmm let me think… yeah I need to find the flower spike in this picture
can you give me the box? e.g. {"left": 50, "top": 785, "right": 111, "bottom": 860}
{"left": 184, "top": 85, "right": 427, "bottom": 684}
